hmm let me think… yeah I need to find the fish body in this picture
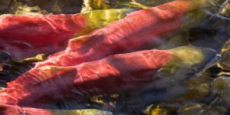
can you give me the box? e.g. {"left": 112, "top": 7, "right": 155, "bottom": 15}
{"left": 0, "top": 9, "right": 132, "bottom": 58}
{"left": 0, "top": 50, "right": 173, "bottom": 106}
{"left": 0, "top": 46, "right": 217, "bottom": 114}
{"left": 34, "top": 0, "right": 190, "bottom": 68}
{"left": 0, "top": 104, "right": 112, "bottom": 115}
{"left": 0, "top": 14, "right": 87, "bottom": 58}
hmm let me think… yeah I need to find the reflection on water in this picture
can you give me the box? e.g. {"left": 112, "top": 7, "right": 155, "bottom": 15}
{"left": 0, "top": 0, "right": 230, "bottom": 115}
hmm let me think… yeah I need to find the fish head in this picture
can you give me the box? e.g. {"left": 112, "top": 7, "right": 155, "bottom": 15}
{"left": 151, "top": 46, "right": 217, "bottom": 89}
{"left": 159, "top": 46, "right": 217, "bottom": 74}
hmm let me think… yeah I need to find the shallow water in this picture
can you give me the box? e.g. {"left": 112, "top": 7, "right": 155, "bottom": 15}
{"left": 0, "top": 0, "right": 230, "bottom": 115}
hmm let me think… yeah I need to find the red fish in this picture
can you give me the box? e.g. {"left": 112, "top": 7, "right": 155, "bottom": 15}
{"left": 0, "top": 104, "right": 52, "bottom": 115}
{"left": 0, "top": 104, "right": 111, "bottom": 115}
{"left": 0, "top": 0, "right": 190, "bottom": 114}
{"left": 0, "top": 9, "right": 134, "bottom": 59}
{"left": 0, "top": 49, "right": 173, "bottom": 107}
{"left": 34, "top": 0, "right": 190, "bottom": 68}
{"left": 0, "top": 14, "right": 87, "bottom": 58}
